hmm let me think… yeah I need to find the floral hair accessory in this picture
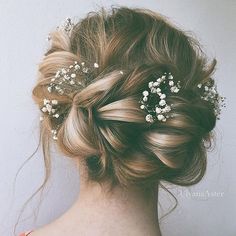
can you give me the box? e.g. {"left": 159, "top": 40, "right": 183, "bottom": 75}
{"left": 139, "top": 72, "right": 226, "bottom": 123}
{"left": 139, "top": 72, "right": 180, "bottom": 123}
{"left": 47, "top": 61, "right": 99, "bottom": 95}
{"left": 40, "top": 61, "right": 99, "bottom": 140}
{"left": 41, "top": 98, "right": 59, "bottom": 117}
{"left": 57, "top": 17, "right": 74, "bottom": 34}
{"left": 47, "top": 17, "right": 74, "bottom": 41}
{"left": 40, "top": 99, "right": 61, "bottom": 140}
{"left": 197, "top": 79, "right": 226, "bottom": 120}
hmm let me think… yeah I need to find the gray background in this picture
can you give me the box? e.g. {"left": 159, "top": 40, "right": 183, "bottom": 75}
{"left": 0, "top": 0, "right": 235, "bottom": 235}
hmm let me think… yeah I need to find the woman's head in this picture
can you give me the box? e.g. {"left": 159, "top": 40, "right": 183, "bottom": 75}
{"left": 32, "top": 6, "right": 223, "bottom": 191}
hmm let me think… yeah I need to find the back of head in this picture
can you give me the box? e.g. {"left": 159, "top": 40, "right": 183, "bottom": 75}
{"left": 32, "top": 6, "right": 223, "bottom": 191}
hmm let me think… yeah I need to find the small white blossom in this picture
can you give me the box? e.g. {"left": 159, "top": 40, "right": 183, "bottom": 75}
{"left": 82, "top": 67, "right": 89, "bottom": 73}
{"left": 61, "top": 68, "right": 67, "bottom": 74}
{"left": 51, "top": 100, "right": 58, "bottom": 105}
{"left": 159, "top": 99, "right": 166, "bottom": 106}
{"left": 143, "top": 96, "right": 148, "bottom": 102}
{"left": 164, "top": 105, "right": 171, "bottom": 112}
{"left": 160, "top": 94, "right": 166, "bottom": 99}
{"left": 55, "top": 71, "right": 60, "bottom": 78}
{"left": 74, "top": 64, "right": 80, "bottom": 70}
{"left": 151, "top": 87, "right": 157, "bottom": 93}
{"left": 41, "top": 107, "right": 47, "bottom": 113}
{"left": 94, "top": 63, "right": 99, "bottom": 68}
{"left": 155, "top": 107, "right": 162, "bottom": 113}
{"left": 64, "top": 75, "right": 70, "bottom": 80}
{"left": 46, "top": 104, "right": 52, "bottom": 112}
{"left": 157, "top": 114, "right": 165, "bottom": 121}
{"left": 171, "top": 86, "right": 180, "bottom": 93}
{"left": 143, "top": 90, "right": 149, "bottom": 96}
{"left": 173, "top": 87, "right": 180, "bottom": 93}
{"left": 71, "top": 73, "right": 76, "bottom": 78}
{"left": 43, "top": 98, "right": 49, "bottom": 105}
{"left": 145, "top": 114, "right": 154, "bottom": 122}
{"left": 148, "top": 81, "right": 154, "bottom": 88}
{"left": 46, "top": 34, "right": 51, "bottom": 41}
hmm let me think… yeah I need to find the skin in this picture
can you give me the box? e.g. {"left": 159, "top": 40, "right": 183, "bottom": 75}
{"left": 29, "top": 160, "right": 162, "bottom": 236}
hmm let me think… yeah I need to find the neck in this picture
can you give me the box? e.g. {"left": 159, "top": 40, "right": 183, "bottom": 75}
{"left": 53, "top": 161, "right": 162, "bottom": 236}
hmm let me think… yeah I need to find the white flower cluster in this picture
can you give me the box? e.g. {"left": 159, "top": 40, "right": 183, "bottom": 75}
{"left": 47, "top": 61, "right": 99, "bottom": 95}
{"left": 40, "top": 99, "right": 61, "bottom": 140}
{"left": 40, "top": 99, "right": 60, "bottom": 140}
{"left": 43, "top": 17, "right": 101, "bottom": 140}
{"left": 51, "top": 129, "right": 58, "bottom": 140}
{"left": 139, "top": 72, "right": 181, "bottom": 123}
{"left": 43, "top": 61, "right": 99, "bottom": 141}
{"left": 57, "top": 17, "right": 74, "bottom": 34}
{"left": 197, "top": 81, "right": 226, "bottom": 120}
{"left": 47, "top": 17, "right": 74, "bottom": 42}
{"left": 41, "top": 98, "right": 60, "bottom": 118}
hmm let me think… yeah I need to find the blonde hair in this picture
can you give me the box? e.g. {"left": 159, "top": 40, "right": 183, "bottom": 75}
{"left": 15, "top": 6, "right": 218, "bottom": 234}
{"left": 33, "top": 6, "right": 217, "bottom": 189}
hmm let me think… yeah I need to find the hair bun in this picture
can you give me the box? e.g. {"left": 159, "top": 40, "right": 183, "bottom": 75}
{"left": 32, "top": 7, "right": 225, "bottom": 190}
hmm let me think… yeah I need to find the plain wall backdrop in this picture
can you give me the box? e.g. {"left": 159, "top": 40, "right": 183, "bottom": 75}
{"left": 0, "top": 0, "right": 235, "bottom": 235}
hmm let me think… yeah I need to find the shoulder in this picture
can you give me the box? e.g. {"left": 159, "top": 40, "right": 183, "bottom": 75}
{"left": 19, "top": 213, "right": 69, "bottom": 236}
{"left": 19, "top": 222, "right": 62, "bottom": 236}
{"left": 19, "top": 231, "right": 33, "bottom": 236}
